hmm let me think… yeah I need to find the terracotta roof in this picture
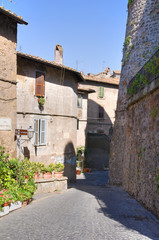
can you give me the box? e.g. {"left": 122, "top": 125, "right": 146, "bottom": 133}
{"left": 82, "top": 74, "right": 120, "bottom": 86}
{"left": 113, "top": 70, "right": 121, "bottom": 75}
{"left": 78, "top": 86, "right": 95, "bottom": 94}
{"left": 0, "top": 7, "right": 28, "bottom": 25}
{"left": 17, "top": 52, "right": 83, "bottom": 81}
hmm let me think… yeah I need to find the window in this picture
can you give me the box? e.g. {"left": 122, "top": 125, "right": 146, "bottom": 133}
{"left": 98, "top": 86, "right": 104, "bottom": 98}
{"left": 99, "top": 106, "right": 104, "bottom": 119}
{"left": 77, "top": 94, "right": 83, "bottom": 108}
{"left": 35, "top": 71, "right": 45, "bottom": 97}
{"left": 34, "top": 119, "right": 46, "bottom": 145}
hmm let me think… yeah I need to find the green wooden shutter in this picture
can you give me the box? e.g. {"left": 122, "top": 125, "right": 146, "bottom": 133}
{"left": 98, "top": 86, "right": 104, "bottom": 98}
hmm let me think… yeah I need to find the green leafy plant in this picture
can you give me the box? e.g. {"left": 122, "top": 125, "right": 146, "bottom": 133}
{"left": 150, "top": 107, "right": 158, "bottom": 119}
{"left": 128, "top": 0, "right": 134, "bottom": 7}
{"left": 131, "top": 44, "right": 134, "bottom": 50}
{"left": 38, "top": 97, "right": 45, "bottom": 106}
{"left": 0, "top": 147, "right": 37, "bottom": 208}
{"left": 144, "top": 56, "right": 159, "bottom": 78}
{"left": 54, "top": 163, "right": 64, "bottom": 172}
{"left": 125, "top": 36, "right": 131, "bottom": 48}
{"left": 48, "top": 163, "right": 56, "bottom": 172}
{"left": 126, "top": 51, "right": 130, "bottom": 63}
{"left": 155, "top": 174, "right": 159, "bottom": 194}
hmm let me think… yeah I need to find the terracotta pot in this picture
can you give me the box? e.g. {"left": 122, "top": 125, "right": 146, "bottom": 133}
{"left": 22, "top": 200, "right": 28, "bottom": 207}
{"left": 3, "top": 202, "right": 9, "bottom": 207}
{"left": 34, "top": 173, "right": 40, "bottom": 179}
{"left": 76, "top": 169, "right": 81, "bottom": 175}
{"left": 84, "top": 168, "right": 91, "bottom": 173}
{"left": 54, "top": 172, "right": 63, "bottom": 178}
{"left": 43, "top": 172, "right": 52, "bottom": 179}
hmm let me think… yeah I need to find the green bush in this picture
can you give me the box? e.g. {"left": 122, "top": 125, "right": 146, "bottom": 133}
{"left": 0, "top": 147, "right": 37, "bottom": 209}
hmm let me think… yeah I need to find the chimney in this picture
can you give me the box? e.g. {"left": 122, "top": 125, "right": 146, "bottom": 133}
{"left": 54, "top": 44, "right": 63, "bottom": 64}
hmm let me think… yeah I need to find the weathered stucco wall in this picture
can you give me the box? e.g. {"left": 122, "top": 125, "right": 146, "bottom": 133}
{"left": 77, "top": 94, "right": 88, "bottom": 147}
{"left": 109, "top": 0, "right": 159, "bottom": 217}
{"left": 17, "top": 56, "right": 78, "bottom": 182}
{"left": 0, "top": 14, "right": 17, "bottom": 157}
{"left": 77, "top": 81, "right": 118, "bottom": 148}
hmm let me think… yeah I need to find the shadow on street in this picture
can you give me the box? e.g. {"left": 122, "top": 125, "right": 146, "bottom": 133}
{"left": 69, "top": 170, "right": 159, "bottom": 240}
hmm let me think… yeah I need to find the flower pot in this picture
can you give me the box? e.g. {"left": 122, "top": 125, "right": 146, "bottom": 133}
{"left": 76, "top": 169, "right": 81, "bottom": 175}
{"left": 9, "top": 201, "right": 22, "bottom": 212}
{"left": 34, "top": 173, "right": 40, "bottom": 179}
{"left": 0, "top": 206, "right": 9, "bottom": 217}
{"left": 43, "top": 172, "right": 52, "bottom": 179}
{"left": 54, "top": 171, "right": 63, "bottom": 178}
{"left": 22, "top": 200, "right": 28, "bottom": 207}
{"left": 84, "top": 168, "right": 91, "bottom": 173}
{"left": 3, "top": 202, "right": 9, "bottom": 207}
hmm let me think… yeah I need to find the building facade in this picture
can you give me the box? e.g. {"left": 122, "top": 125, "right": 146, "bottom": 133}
{"left": 0, "top": 7, "right": 27, "bottom": 157}
{"left": 77, "top": 68, "right": 120, "bottom": 169}
{"left": 16, "top": 52, "right": 83, "bottom": 182}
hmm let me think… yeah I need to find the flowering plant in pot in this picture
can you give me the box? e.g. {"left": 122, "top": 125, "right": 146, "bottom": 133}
{"left": 0, "top": 189, "right": 13, "bottom": 207}
{"left": 38, "top": 97, "right": 45, "bottom": 106}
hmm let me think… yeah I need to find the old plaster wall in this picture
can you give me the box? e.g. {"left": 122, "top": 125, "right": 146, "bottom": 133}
{"left": 77, "top": 94, "right": 88, "bottom": 147}
{"left": 17, "top": 56, "right": 77, "bottom": 182}
{"left": 109, "top": 0, "right": 159, "bottom": 217}
{"left": 81, "top": 81, "right": 118, "bottom": 136}
{"left": 0, "top": 14, "right": 17, "bottom": 157}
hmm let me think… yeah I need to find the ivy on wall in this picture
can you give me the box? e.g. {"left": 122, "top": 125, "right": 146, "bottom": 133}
{"left": 127, "top": 50, "right": 159, "bottom": 96}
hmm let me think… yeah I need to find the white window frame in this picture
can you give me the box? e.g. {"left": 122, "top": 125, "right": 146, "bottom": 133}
{"left": 34, "top": 119, "right": 47, "bottom": 146}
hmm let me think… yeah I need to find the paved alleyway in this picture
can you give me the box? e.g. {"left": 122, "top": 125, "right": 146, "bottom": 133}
{"left": 0, "top": 171, "right": 159, "bottom": 240}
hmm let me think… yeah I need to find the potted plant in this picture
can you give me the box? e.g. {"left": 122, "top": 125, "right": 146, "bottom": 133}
{"left": 38, "top": 97, "right": 45, "bottom": 106}
{"left": 42, "top": 166, "right": 52, "bottom": 179}
{"left": 54, "top": 163, "right": 64, "bottom": 178}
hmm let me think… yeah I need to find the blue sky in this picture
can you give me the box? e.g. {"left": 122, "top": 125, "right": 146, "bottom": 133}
{"left": 2, "top": 0, "right": 128, "bottom": 74}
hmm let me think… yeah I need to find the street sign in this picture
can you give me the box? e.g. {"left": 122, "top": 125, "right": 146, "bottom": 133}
{"left": 15, "top": 129, "right": 28, "bottom": 136}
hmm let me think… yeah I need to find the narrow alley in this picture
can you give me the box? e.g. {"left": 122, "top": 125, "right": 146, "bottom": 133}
{"left": 0, "top": 171, "right": 159, "bottom": 240}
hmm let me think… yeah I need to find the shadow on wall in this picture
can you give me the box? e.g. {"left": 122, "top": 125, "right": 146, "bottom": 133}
{"left": 64, "top": 141, "right": 76, "bottom": 183}
{"left": 23, "top": 146, "right": 30, "bottom": 159}
{"left": 84, "top": 99, "right": 113, "bottom": 170}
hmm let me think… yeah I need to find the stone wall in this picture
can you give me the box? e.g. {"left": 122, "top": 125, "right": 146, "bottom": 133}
{"left": 0, "top": 14, "right": 17, "bottom": 157}
{"left": 109, "top": 0, "right": 159, "bottom": 217}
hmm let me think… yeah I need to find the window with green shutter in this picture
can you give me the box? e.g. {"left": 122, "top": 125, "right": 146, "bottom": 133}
{"left": 98, "top": 86, "right": 104, "bottom": 98}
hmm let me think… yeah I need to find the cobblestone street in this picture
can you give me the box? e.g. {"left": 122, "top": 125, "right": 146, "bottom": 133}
{"left": 0, "top": 171, "right": 159, "bottom": 240}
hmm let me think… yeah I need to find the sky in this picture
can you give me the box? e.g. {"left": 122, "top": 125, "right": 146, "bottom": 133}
{"left": 2, "top": 0, "right": 128, "bottom": 74}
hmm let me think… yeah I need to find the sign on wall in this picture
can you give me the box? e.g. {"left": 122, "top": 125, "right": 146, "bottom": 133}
{"left": 0, "top": 118, "right": 12, "bottom": 131}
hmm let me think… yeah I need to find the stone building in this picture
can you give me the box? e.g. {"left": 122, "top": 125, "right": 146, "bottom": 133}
{"left": 77, "top": 68, "right": 120, "bottom": 170}
{"left": 0, "top": 7, "right": 83, "bottom": 182}
{"left": 109, "top": 0, "right": 159, "bottom": 217}
{"left": 0, "top": 7, "right": 27, "bottom": 157}
{"left": 17, "top": 51, "right": 83, "bottom": 182}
